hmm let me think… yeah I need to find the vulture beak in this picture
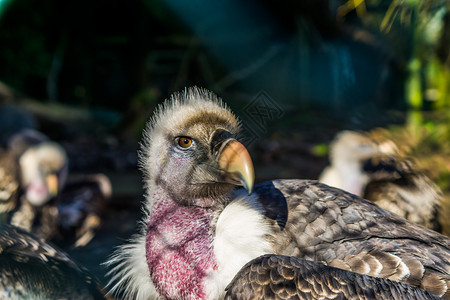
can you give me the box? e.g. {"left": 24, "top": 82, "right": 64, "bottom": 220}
{"left": 213, "top": 130, "right": 254, "bottom": 195}
{"left": 46, "top": 174, "right": 59, "bottom": 197}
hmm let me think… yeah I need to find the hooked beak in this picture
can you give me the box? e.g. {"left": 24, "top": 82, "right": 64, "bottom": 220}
{"left": 46, "top": 174, "right": 59, "bottom": 197}
{"left": 217, "top": 139, "right": 255, "bottom": 195}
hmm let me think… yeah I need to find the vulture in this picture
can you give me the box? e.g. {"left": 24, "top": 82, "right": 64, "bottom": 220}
{"left": 0, "top": 224, "right": 105, "bottom": 299}
{"left": 106, "top": 87, "right": 450, "bottom": 300}
{"left": 0, "top": 129, "right": 68, "bottom": 240}
{"left": 0, "top": 129, "right": 110, "bottom": 246}
{"left": 319, "top": 130, "right": 442, "bottom": 231}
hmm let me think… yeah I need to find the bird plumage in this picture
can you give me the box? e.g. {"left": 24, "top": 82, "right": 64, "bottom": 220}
{"left": 58, "top": 173, "right": 112, "bottom": 247}
{"left": 362, "top": 155, "right": 441, "bottom": 231}
{"left": 0, "top": 150, "right": 20, "bottom": 218}
{"left": 0, "top": 224, "right": 105, "bottom": 299}
{"left": 106, "top": 88, "right": 450, "bottom": 300}
{"left": 225, "top": 254, "right": 442, "bottom": 300}
{"left": 319, "top": 130, "right": 442, "bottom": 231}
{"left": 251, "top": 180, "right": 450, "bottom": 298}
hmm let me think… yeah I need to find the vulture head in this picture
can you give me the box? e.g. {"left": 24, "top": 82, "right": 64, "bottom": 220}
{"left": 140, "top": 87, "right": 254, "bottom": 208}
{"left": 19, "top": 141, "right": 67, "bottom": 206}
{"left": 328, "top": 131, "right": 392, "bottom": 166}
{"left": 8, "top": 130, "right": 68, "bottom": 206}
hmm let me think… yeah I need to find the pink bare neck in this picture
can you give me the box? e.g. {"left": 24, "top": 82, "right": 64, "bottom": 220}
{"left": 145, "top": 187, "right": 217, "bottom": 299}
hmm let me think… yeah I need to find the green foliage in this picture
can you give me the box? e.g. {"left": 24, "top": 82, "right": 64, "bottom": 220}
{"left": 426, "top": 56, "right": 450, "bottom": 109}
{"left": 437, "top": 170, "right": 450, "bottom": 193}
{"left": 339, "top": 0, "right": 450, "bottom": 110}
{"left": 406, "top": 59, "right": 423, "bottom": 109}
{"left": 311, "top": 143, "right": 329, "bottom": 157}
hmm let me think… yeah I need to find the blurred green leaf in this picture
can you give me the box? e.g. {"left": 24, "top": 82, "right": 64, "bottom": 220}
{"left": 311, "top": 143, "right": 329, "bottom": 157}
{"left": 406, "top": 60, "right": 423, "bottom": 109}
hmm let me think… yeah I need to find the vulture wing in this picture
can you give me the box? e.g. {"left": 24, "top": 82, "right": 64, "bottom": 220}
{"left": 225, "top": 254, "right": 442, "bottom": 300}
{"left": 0, "top": 225, "right": 105, "bottom": 300}
{"left": 253, "top": 180, "right": 450, "bottom": 299}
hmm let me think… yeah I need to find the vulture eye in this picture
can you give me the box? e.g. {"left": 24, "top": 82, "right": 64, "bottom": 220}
{"left": 177, "top": 137, "right": 193, "bottom": 149}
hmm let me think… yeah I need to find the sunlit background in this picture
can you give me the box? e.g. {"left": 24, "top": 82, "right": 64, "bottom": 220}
{"left": 0, "top": 0, "right": 449, "bottom": 293}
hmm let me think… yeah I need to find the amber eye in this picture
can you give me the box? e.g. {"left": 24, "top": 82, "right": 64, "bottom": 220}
{"left": 177, "top": 137, "right": 193, "bottom": 149}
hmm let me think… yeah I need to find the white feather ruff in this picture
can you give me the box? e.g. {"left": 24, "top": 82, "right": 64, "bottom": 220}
{"left": 105, "top": 220, "right": 161, "bottom": 300}
{"left": 205, "top": 191, "right": 273, "bottom": 299}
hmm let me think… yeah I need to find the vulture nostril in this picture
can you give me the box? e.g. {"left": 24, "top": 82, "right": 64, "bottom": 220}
{"left": 210, "top": 129, "right": 234, "bottom": 156}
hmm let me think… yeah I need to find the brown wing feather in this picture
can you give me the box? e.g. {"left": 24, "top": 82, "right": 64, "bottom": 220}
{"left": 0, "top": 225, "right": 105, "bottom": 299}
{"left": 254, "top": 179, "right": 450, "bottom": 299}
{"left": 225, "top": 254, "right": 441, "bottom": 300}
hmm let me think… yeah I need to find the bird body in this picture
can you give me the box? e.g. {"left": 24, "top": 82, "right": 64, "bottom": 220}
{"left": 107, "top": 88, "right": 450, "bottom": 300}
{"left": 362, "top": 155, "right": 442, "bottom": 231}
{"left": 225, "top": 254, "right": 442, "bottom": 300}
{"left": 110, "top": 178, "right": 450, "bottom": 299}
{"left": 0, "top": 224, "right": 104, "bottom": 299}
{"left": 109, "top": 186, "right": 288, "bottom": 299}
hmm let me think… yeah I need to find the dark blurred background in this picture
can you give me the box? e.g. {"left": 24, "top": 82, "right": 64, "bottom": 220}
{"left": 0, "top": 0, "right": 449, "bottom": 292}
{"left": 0, "top": 0, "right": 448, "bottom": 136}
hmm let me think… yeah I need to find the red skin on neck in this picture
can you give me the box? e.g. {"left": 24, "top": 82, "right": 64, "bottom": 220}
{"left": 146, "top": 189, "right": 217, "bottom": 300}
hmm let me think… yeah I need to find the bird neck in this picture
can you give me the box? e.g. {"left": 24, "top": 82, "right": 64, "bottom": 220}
{"left": 145, "top": 186, "right": 218, "bottom": 299}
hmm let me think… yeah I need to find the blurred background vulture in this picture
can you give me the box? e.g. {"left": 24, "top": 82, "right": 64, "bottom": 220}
{"left": 0, "top": 129, "right": 111, "bottom": 247}
{"left": 0, "top": 129, "right": 68, "bottom": 240}
{"left": 106, "top": 88, "right": 450, "bottom": 300}
{"left": 319, "top": 130, "right": 443, "bottom": 233}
